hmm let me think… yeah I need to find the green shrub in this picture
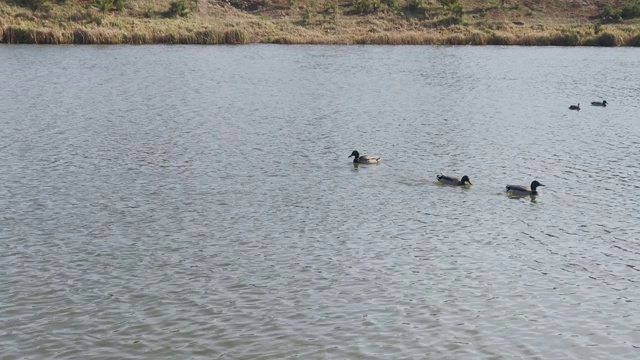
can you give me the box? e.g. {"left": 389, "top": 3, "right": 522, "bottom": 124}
{"left": 381, "top": 0, "right": 397, "bottom": 10}
{"left": 626, "top": 33, "right": 640, "bottom": 46}
{"left": 449, "top": 1, "right": 463, "bottom": 17}
{"left": 114, "top": 0, "right": 125, "bottom": 11}
{"left": 16, "top": 0, "right": 51, "bottom": 10}
{"left": 229, "top": 0, "right": 243, "bottom": 9}
{"left": 143, "top": 6, "right": 154, "bottom": 17}
{"left": 404, "top": 0, "right": 424, "bottom": 12}
{"left": 93, "top": 0, "right": 114, "bottom": 13}
{"left": 596, "top": 31, "right": 622, "bottom": 46}
{"left": 602, "top": 3, "right": 616, "bottom": 17}
{"left": 168, "top": 0, "right": 189, "bottom": 17}
{"left": 321, "top": 1, "right": 339, "bottom": 21}
{"left": 562, "top": 31, "right": 580, "bottom": 45}
{"left": 597, "top": 1, "right": 640, "bottom": 21}
{"left": 438, "top": 0, "right": 463, "bottom": 19}
{"left": 620, "top": 0, "right": 640, "bottom": 19}
{"left": 353, "top": 0, "right": 380, "bottom": 13}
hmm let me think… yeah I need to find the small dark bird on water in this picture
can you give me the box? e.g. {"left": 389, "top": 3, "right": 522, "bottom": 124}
{"left": 437, "top": 174, "right": 472, "bottom": 186}
{"left": 348, "top": 150, "right": 381, "bottom": 164}
{"left": 506, "top": 180, "right": 545, "bottom": 196}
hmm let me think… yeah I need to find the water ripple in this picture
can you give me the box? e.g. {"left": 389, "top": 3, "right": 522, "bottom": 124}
{"left": 1, "top": 45, "right": 640, "bottom": 359}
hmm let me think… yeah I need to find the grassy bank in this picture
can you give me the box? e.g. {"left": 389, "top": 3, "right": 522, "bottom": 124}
{"left": 1, "top": 0, "right": 640, "bottom": 44}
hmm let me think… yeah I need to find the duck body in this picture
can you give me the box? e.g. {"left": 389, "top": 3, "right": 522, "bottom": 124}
{"left": 506, "top": 180, "right": 544, "bottom": 196}
{"left": 349, "top": 150, "right": 381, "bottom": 164}
{"left": 591, "top": 100, "right": 608, "bottom": 107}
{"left": 437, "top": 174, "right": 472, "bottom": 186}
{"left": 569, "top": 103, "right": 580, "bottom": 111}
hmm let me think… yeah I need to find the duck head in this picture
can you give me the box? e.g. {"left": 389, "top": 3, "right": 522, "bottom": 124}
{"left": 530, "top": 180, "right": 544, "bottom": 190}
{"left": 461, "top": 175, "right": 472, "bottom": 185}
{"left": 348, "top": 150, "right": 360, "bottom": 159}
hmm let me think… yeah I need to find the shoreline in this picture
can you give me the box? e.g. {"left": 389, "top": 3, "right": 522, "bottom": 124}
{"left": 2, "top": 0, "right": 640, "bottom": 45}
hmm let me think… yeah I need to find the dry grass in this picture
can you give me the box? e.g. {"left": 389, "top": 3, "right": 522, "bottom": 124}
{"left": 1, "top": 0, "right": 639, "bottom": 44}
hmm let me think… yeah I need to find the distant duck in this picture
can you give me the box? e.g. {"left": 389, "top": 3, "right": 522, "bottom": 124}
{"left": 437, "top": 174, "right": 472, "bottom": 186}
{"left": 569, "top": 103, "right": 580, "bottom": 111}
{"left": 349, "top": 150, "right": 381, "bottom": 164}
{"left": 591, "top": 100, "right": 608, "bottom": 107}
{"left": 506, "top": 180, "right": 545, "bottom": 196}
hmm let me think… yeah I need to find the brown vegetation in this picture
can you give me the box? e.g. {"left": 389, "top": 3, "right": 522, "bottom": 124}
{"left": 1, "top": 0, "right": 639, "bottom": 44}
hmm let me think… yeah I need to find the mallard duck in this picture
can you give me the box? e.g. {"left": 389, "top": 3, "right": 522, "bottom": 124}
{"left": 437, "top": 174, "right": 472, "bottom": 186}
{"left": 348, "top": 150, "right": 381, "bottom": 164}
{"left": 506, "top": 180, "right": 545, "bottom": 196}
{"left": 569, "top": 103, "right": 580, "bottom": 111}
{"left": 591, "top": 100, "right": 607, "bottom": 107}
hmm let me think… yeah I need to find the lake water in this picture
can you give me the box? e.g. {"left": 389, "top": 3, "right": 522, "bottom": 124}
{"left": 1, "top": 44, "right": 640, "bottom": 359}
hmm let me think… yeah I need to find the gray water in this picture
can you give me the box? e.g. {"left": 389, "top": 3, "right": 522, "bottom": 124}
{"left": 1, "top": 45, "right": 640, "bottom": 359}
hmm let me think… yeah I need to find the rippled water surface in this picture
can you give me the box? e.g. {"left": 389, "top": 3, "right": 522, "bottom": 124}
{"left": 1, "top": 45, "right": 640, "bottom": 359}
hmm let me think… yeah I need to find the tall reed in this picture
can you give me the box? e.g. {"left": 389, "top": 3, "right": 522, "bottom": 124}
{"left": 2, "top": 25, "right": 250, "bottom": 44}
